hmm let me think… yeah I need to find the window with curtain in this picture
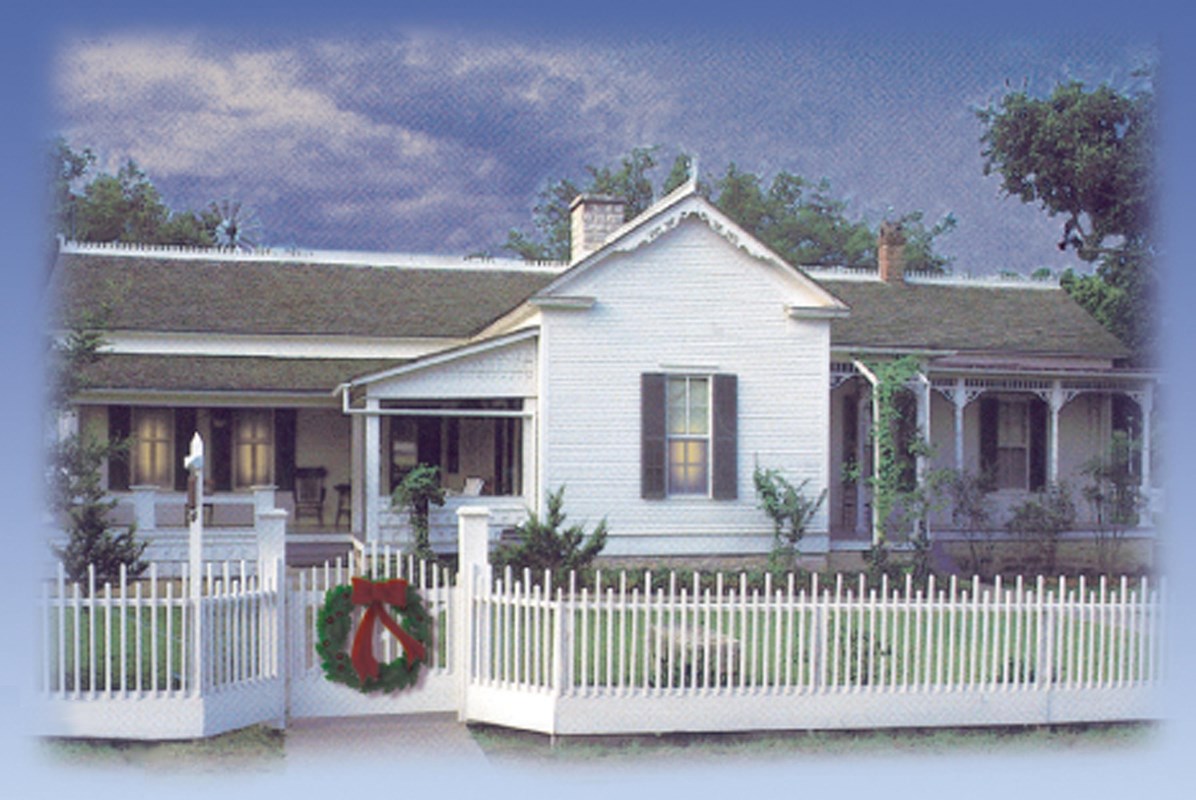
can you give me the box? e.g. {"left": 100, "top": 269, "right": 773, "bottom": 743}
{"left": 234, "top": 409, "right": 273, "bottom": 489}
{"left": 131, "top": 408, "right": 172, "bottom": 488}
{"left": 667, "top": 376, "right": 710, "bottom": 495}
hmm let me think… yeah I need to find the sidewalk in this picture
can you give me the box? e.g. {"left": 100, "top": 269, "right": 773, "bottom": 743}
{"left": 284, "top": 712, "right": 490, "bottom": 768}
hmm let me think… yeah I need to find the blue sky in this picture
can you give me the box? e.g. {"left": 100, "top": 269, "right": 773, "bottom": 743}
{"left": 4, "top": 1, "right": 1196, "bottom": 797}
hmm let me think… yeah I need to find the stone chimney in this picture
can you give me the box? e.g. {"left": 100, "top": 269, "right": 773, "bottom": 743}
{"left": 570, "top": 194, "right": 626, "bottom": 263}
{"left": 877, "top": 221, "right": 906, "bottom": 283}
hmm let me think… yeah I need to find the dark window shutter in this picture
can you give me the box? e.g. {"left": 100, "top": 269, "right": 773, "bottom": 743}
{"left": 641, "top": 373, "right": 666, "bottom": 499}
{"left": 1028, "top": 398, "right": 1047, "bottom": 491}
{"left": 274, "top": 409, "right": 297, "bottom": 491}
{"left": 210, "top": 408, "right": 233, "bottom": 491}
{"left": 712, "top": 374, "right": 738, "bottom": 500}
{"left": 107, "top": 406, "right": 131, "bottom": 491}
{"left": 978, "top": 397, "right": 998, "bottom": 481}
{"left": 173, "top": 408, "right": 196, "bottom": 491}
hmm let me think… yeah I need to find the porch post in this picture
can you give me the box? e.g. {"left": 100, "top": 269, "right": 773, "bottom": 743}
{"left": 364, "top": 397, "right": 381, "bottom": 542}
{"left": 1049, "top": 380, "right": 1063, "bottom": 484}
{"left": 456, "top": 506, "right": 491, "bottom": 723}
{"left": 856, "top": 389, "right": 870, "bottom": 536}
{"left": 522, "top": 398, "right": 538, "bottom": 507}
{"left": 953, "top": 378, "right": 966, "bottom": 472}
{"left": 1139, "top": 383, "right": 1154, "bottom": 526}
{"left": 351, "top": 414, "right": 364, "bottom": 535}
{"left": 915, "top": 372, "right": 931, "bottom": 485}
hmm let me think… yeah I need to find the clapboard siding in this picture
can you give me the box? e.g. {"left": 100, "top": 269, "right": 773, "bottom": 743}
{"left": 540, "top": 219, "right": 831, "bottom": 553}
{"left": 368, "top": 337, "right": 537, "bottom": 399}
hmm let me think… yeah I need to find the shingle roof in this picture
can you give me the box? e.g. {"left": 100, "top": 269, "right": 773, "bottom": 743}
{"left": 51, "top": 251, "right": 558, "bottom": 338}
{"left": 815, "top": 278, "right": 1130, "bottom": 360}
{"left": 77, "top": 354, "right": 405, "bottom": 395}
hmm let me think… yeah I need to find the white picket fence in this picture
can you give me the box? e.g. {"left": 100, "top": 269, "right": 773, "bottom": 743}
{"left": 36, "top": 559, "right": 285, "bottom": 740}
{"left": 463, "top": 567, "right": 1165, "bottom": 735}
{"left": 34, "top": 508, "right": 1167, "bottom": 740}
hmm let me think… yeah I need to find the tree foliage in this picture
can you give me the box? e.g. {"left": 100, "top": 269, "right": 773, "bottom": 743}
{"left": 49, "top": 139, "right": 256, "bottom": 250}
{"left": 47, "top": 314, "right": 146, "bottom": 587}
{"left": 390, "top": 464, "right": 447, "bottom": 560}
{"left": 505, "top": 146, "right": 955, "bottom": 273}
{"left": 494, "top": 486, "right": 608, "bottom": 578}
{"left": 977, "top": 79, "right": 1156, "bottom": 359}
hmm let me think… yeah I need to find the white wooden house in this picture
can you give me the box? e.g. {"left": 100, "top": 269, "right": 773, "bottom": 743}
{"left": 50, "top": 182, "right": 1158, "bottom": 567}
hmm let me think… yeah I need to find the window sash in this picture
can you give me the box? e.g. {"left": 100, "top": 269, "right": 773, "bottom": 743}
{"left": 234, "top": 410, "right": 273, "bottom": 489}
{"left": 131, "top": 408, "right": 172, "bottom": 488}
{"left": 667, "top": 377, "right": 711, "bottom": 495}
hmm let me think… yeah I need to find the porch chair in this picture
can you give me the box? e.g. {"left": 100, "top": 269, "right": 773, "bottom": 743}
{"left": 334, "top": 483, "right": 351, "bottom": 529}
{"left": 293, "top": 467, "right": 328, "bottom": 527}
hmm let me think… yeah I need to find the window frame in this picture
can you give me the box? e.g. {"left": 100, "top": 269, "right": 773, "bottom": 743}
{"left": 130, "top": 407, "right": 174, "bottom": 489}
{"left": 233, "top": 408, "right": 274, "bottom": 490}
{"left": 666, "top": 375, "right": 712, "bottom": 496}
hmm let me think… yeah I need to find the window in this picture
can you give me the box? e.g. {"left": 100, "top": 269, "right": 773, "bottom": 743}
{"left": 667, "top": 376, "right": 710, "bottom": 494}
{"left": 980, "top": 396, "right": 1045, "bottom": 491}
{"left": 234, "top": 409, "right": 273, "bottom": 489}
{"left": 642, "top": 373, "right": 736, "bottom": 500}
{"left": 132, "top": 408, "right": 173, "bottom": 488}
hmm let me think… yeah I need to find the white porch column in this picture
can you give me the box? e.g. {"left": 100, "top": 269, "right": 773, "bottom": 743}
{"left": 915, "top": 372, "right": 931, "bottom": 484}
{"left": 1139, "top": 384, "right": 1154, "bottom": 525}
{"left": 1049, "top": 380, "right": 1064, "bottom": 484}
{"left": 521, "top": 398, "right": 538, "bottom": 508}
{"left": 952, "top": 378, "right": 966, "bottom": 472}
{"left": 364, "top": 397, "right": 381, "bottom": 542}
{"left": 351, "top": 414, "right": 364, "bottom": 535}
{"left": 856, "top": 389, "right": 871, "bottom": 536}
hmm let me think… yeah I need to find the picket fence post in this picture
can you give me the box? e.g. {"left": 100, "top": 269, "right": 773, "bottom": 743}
{"left": 257, "top": 505, "right": 287, "bottom": 728}
{"left": 456, "top": 506, "right": 491, "bottom": 722}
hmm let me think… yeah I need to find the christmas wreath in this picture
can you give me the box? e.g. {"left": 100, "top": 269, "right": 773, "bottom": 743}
{"left": 316, "top": 576, "right": 430, "bottom": 693}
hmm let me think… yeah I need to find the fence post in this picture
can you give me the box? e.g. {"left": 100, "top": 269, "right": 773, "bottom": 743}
{"left": 256, "top": 505, "right": 288, "bottom": 729}
{"left": 456, "top": 506, "right": 491, "bottom": 722}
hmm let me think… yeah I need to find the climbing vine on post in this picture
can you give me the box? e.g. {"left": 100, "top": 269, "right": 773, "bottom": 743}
{"left": 859, "top": 355, "right": 941, "bottom": 583}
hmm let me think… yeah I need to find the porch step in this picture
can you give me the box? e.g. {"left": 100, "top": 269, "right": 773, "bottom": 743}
{"left": 286, "top": 539, "right": 357, "bottom": 568}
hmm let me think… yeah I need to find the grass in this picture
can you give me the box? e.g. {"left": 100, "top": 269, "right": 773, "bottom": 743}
{"left": 469, "top": 720, "right": 1159, "bottom": 765}
{"left": 39, "top": 725, "right": 285, "bottom": 773}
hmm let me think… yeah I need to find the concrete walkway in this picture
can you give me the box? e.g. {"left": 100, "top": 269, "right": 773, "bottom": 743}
{"left": 284, "top": 712, "right": 490, "bottom": 768}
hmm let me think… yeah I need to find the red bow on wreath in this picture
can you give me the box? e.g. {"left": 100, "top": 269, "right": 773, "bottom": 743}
{"left": 350, "top": 577, "right": 427, "bottom": 683}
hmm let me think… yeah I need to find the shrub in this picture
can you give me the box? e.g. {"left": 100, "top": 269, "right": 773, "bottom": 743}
{"left": 946, "top": 470, "right": 996, "bottom": 579}
{"left": 1006, "top": 483, "right": 1076, "bottom": 574}
{"left": 390, "top": 464, "right": 446, "bottom": 560}
{"left": 1080, "top": 432, "right": 1143, "bottom": 574}
{"left": 753, "top": 465, "right": 826, "bottom": 573}
{"left": 495, "top": 487, "right": 607, "bottom": 580}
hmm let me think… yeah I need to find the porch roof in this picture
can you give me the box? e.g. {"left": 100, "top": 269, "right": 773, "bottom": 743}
{"left": 817, "top": 279, "right": 1130, "bottom": 361}
{"left": 75, "top": 353, "right": 406, "bottom": 395}
{"left": 51, "top": 249, "right": 558, "bottom": 339}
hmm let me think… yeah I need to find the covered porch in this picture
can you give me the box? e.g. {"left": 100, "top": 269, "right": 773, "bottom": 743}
{"left": 827, "top": 360, "right": 1160, "bottom": 545}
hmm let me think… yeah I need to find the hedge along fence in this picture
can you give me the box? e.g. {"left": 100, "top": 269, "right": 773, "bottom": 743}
{"left": 466, "top": 565, "right": 1165, "bottom": 734}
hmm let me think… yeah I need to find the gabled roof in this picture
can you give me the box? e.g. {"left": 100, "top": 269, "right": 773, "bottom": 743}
{"left": 51, "top": 246, "right": 562, "bottom": 339}
{"left": 529, "top": 182, "right": 849, "bottom": 312}
{"left": 816, "top": 276, "right": 1129, "bottom": 360}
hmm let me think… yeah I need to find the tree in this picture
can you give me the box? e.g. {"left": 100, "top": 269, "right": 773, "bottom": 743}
{"left": 49, "top": 140, "right": 249, "bottom": 249}
{"left": 494, "top": 486, "right": 607, "bottom": 581}
{"left": 977, "top": 78, "right": 1156, "bottom": 358}
{"left": 506, "top": 148, "right": 956, "bottom": 273}
{"left": 47, "top": 317, "right": 147, "bottom": 587}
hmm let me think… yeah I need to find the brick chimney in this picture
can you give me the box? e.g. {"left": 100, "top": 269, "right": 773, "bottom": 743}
{"left": 570, "top": 194, "right": 626, "bottom": 262}
{"left": 877, "top": 221, "right": 906, "bottom": 283}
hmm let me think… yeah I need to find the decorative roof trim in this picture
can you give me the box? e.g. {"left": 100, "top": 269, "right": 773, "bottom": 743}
{"left": 59, "top": 239, "right": 567, "bottom": 274}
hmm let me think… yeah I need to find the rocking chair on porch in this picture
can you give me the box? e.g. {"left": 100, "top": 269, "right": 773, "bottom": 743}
{"left": 293, "top": 467, "right": 328, "bottom": 527}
